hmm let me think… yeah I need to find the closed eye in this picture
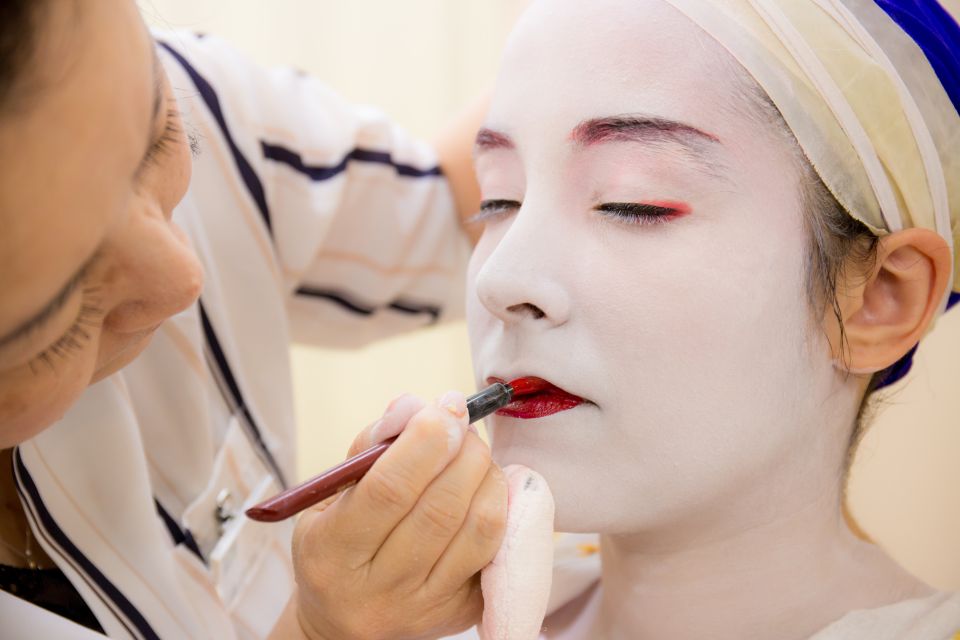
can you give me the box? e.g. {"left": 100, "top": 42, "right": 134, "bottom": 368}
{"left": 594, "top": 201, "right": 691, "bottom": 225}
{"left": 136, "top": 107, "right": 181, "bottom": 177}
{"left": 467, "top": 199, "right": 522, "bottom": 225}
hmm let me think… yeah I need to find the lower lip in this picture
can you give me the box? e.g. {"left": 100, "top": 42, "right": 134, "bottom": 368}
{"left": 497, "top": 391, "right": 584, "bottom": 419}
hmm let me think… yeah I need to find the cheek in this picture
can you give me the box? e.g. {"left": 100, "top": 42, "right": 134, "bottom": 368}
{"left": 555, "top": 224, "right": 816, "bottom": 526}
{"left": 601, "top": 222, "right": 813, "bottom": 428}
{"left": 0, "top": 353, "right": 98, "bottom": 448}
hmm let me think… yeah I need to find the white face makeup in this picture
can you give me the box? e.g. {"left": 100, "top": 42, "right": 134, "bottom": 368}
{"left": 467, "top": 0, "right": 857, "bottom": 537}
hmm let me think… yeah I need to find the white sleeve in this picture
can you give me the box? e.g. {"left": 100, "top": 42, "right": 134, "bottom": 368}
{"left": 156, "top": 31, "right": 470, "bottom": 348}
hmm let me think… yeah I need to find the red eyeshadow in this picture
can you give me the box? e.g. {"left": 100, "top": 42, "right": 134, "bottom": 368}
{"left": 645, "top": 200, "right": 692, "bottom": 216}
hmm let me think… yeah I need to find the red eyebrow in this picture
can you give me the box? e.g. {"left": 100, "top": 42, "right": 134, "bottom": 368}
{"left": 474, "top": 128, "right": 516, "bottom": 151}
{"left": 570, "top": 115, "right": 720, "bottom": 147}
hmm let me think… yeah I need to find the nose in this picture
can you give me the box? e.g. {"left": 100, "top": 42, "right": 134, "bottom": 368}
{"left": 473, "top": 209, "right": 572, "bottom": 329}
{"left": 103, "top": 213, "right": 204, "bottom": 334}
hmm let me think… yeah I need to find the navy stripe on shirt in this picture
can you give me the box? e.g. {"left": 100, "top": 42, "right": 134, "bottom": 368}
{"left": 295, "top": 285, "right": 442, "bottom": 324}
{"left": 155, "top": 500, "right": 206, "bottom": 565}
{"left": 261, "top": 142, "right": 443, "bottom": 181}
{"left": 14, "top": 461, "right": 134, "bottom": 638}
{"left": 157, "top": 41, "right": 274, "bottom": 236}
{"left": 14, "top": 448, "right": 160, "bottom": 640}
{"left": 198, "top": 301, "right": 288, "bottom": 488}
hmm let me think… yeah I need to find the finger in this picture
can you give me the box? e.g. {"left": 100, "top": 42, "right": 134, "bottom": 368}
{"left": 372, "top": 430, "right": 492, "bottom": 585}
{"left": 425, "top": 460, "right": 508, "bottom": 598}
{"left": 346, "top": 394, "right": 425, "bottom": 458}
{"left": 325, "top": 391, "right": 470, "bottom": 563}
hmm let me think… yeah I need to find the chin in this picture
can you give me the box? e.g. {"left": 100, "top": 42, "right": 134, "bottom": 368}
{"left": 489, "top": 441, "right": 600, "bottom": 533}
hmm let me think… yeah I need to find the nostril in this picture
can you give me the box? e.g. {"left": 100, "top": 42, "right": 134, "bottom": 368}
{"left": 506, "top": 303, "right": 546, "bottom": 320}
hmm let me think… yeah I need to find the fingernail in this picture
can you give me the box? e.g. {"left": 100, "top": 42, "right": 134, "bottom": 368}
{"left": 437, "top": 390, "right": 467, "bottom": 454}
{"left": 438, "top": 390, "right": 467, "bottom": 419}
{"left": 468, "top": 423, "right": 479, "bottom": 436}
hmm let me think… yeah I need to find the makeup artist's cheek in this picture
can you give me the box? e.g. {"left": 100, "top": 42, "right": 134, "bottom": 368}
{"left": 0, "top": 356, "right": 97, "bottom": 447}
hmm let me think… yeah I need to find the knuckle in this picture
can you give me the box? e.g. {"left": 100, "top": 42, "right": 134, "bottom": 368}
{"left": 471, "top": 500, "right": 507, "bottom": 544}
{"left": 416, "top": 494, "right": 466, "bottom": 538}
{"left": 362, "top": 465, "right": 419, "bottom": 511}
{"left": 409, "top": 406, "right": 453, "bottom": 441}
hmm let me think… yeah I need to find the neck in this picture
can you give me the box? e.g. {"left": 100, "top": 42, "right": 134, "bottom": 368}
{"left": 590, "top": 480, "right": 931, "bottom": 640}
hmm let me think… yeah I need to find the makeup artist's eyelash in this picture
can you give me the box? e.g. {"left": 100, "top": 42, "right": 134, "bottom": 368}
{"left": 29, "top": 290, "right": 104, "bottom": 375}
{"left": 468, "top": 199, "right": 521, "bottom": 225}
{"left": 138, "top": 104, "right": 202, "bottom": 176}
{"left": 141, "top": 109, "right": 183, "bottom": 170}
{"left": 594, "top": 202, "right": 685, "bottom": 225}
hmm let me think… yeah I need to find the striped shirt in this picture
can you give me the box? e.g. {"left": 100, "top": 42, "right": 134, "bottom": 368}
{"left": 3, "top": 31, "right": 469, "bottom": 640}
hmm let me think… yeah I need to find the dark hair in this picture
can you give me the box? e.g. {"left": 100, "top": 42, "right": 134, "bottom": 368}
{"left": 0, "top": 0, "right": 46, "bottom": 111}
{"left": 797, "top": 153, "right": 895, "bottom": 459}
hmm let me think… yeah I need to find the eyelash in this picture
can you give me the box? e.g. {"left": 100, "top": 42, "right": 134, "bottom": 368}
{"left": 140, "top": 108, "right": 183, "bottom": 172}
{"left": 593, "top": 202, "right": 687, "bottom": 225}
{"left": 470, "top": 199, "right": 686, "bottom": 225}
{"left": 29, "top": 289, "right": 104, "bottom": 375}
{"left": 469, "top": 199, "right": 520, "bottom": 224}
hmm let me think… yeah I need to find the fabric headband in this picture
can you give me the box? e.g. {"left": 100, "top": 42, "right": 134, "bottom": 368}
{"left": 660, "top": 0, "right": 960, "bottom": 386}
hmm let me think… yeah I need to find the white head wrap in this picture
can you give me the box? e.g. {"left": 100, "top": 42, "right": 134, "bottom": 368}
{"left": 662, "top": 0, "right": 960, "bottom": 316}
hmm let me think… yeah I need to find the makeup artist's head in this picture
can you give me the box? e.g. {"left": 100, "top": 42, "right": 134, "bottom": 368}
{"left": 0, "top": 0, "right": 202, "bottom": 447}
{"left": 466, "top": 0, "right": 951, "bottom": 538}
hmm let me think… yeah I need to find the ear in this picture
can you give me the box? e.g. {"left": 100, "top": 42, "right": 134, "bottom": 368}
{"left": 830, "top": 228, "right": 951, "bottom": 373}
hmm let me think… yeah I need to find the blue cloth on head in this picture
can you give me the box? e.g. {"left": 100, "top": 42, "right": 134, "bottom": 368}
{"left": 870, "top": 1, "right": 960, "bottom": 388}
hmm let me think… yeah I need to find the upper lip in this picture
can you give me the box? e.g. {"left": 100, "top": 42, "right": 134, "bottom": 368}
{"left": 485, "top": 374, "right": 592, "bottom": 404}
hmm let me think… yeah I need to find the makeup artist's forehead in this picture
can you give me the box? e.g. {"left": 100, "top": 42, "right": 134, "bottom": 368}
{"left": 0, "top": 0, "right": 153, "bottom": 334}
{"left": 487, "top": 0, "right": 745, "bottom": 153}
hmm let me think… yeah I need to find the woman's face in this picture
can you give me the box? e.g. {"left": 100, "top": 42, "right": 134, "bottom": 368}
{"left": 467, "top": 0, "right": 855, "bottom": 535}
{"left": 0, "top": 0, "right": 202, "bottom": 447}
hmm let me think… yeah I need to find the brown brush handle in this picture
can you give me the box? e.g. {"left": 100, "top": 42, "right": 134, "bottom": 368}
{"left": 245, "top": 437, "right": 395, "bottom": 522}
{"left": 245, "top": 382, "right": 514, "bottom": 523}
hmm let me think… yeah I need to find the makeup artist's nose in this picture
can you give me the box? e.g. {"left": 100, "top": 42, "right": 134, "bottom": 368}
{"left": 473, "top": 216, "right": 571, "bottom": 328}
{"left": 103, "top": 215, "right": 204, "bottom": 334}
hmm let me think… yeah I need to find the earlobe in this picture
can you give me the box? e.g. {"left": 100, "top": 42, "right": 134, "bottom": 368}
{"left": 836, "top": 228, "right": 951, "bottom": 374}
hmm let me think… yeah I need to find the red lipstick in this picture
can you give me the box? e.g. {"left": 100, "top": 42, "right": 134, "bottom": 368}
{"left": 489, "top": 376, "right": 584, "bottom": 419}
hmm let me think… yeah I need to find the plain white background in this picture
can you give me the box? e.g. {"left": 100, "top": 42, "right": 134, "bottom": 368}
{"left": 144, "top": 0, "right": 960, "bottom": 590}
